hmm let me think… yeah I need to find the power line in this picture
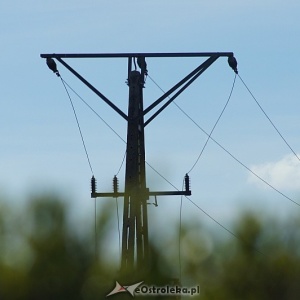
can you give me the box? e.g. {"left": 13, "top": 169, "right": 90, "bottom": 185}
{"left": 184, "top": 195, "right": 266, "bottom": 256}
{"left": 94, "top": 198, "right": 97, "bottom": 260}
{"left": 61, "top": 78, "right": 126, "bottom": 144}
{"left": 115, "top": 198, "right": 121, "bottom": 258}
{"left": 61, "top": 78, "right": 128, "bottom": 181}
{"left": 115, "top": 150, "right": 127, "bottom": 176}
{"left": 61, "top": 77, "right": 184, "bottom": 188}
{"left": 60, "top": 77, "right": 94, "bottom": 175}
{"left": 148, "top": 75, "right": 300, "bottom": 207}
{"left": 238, "top": 74, "right": 300, "bottom": 162}
{"left": 178, "top": 178, "right": 185, "bottom": 284}
{"left": 147, "top": 161, "right": 266, "bottom": 256}
{"left": 179, "top": 106, "right": 300, "bottom": 207}
{"left": 148, "top": 73, "right": 236, "bottom": 174}
{"left": 60, "top": 76, "right": 99, "bottom": 260}
{"left": 186, "top": 73, "right": 237, "bottom": 174}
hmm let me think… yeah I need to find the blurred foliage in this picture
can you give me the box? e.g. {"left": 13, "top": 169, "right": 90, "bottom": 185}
{"left": 0, "top": 195, "right": 300, "bottom": 299}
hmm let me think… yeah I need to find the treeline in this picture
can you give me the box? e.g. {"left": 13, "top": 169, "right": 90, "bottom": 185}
{"left": 0, "top": 195, "right": 300, "bottom": 299}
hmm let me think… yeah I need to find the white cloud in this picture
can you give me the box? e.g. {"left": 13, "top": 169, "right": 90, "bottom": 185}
{"left": 248, "top": 154, "right": 300, "bottom": 191}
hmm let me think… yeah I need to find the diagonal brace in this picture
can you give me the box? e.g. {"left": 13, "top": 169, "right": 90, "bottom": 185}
{"left": 144, "top": 56, "right": 219, "bottom": 126}
{"left": 55, "top": 57, "right": 128, "bottom": 121}
{"left": 143, "top": 55, "right": 219, "bottom": 117}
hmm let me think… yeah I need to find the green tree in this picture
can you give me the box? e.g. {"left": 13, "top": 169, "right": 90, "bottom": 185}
{"left": 1, "top": 195, "right": 300, "bottom": 299}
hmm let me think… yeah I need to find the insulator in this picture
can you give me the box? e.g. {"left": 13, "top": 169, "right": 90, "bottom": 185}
{"left": 184, "top": 173, "right": 190, "bottom": 192}
{"left": 91, "top": 176, "right": 96, "bottom": 194}
{"left": 228, "top": 55, "right": 238, "bottom": 74}
{"left": 113, "top": 175, "right": 119, "bottom": 194}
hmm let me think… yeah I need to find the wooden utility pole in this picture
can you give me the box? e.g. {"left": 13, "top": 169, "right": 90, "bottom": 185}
{"left": 40, "top": 52, "right": 235, "bottom": 276}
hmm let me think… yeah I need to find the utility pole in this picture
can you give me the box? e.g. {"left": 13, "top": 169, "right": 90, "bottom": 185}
{"left": 121, "top": 67, "right": 149, "bottom": 272}
{"left": 41, "top": 52, "right": 235, "bottom": 277}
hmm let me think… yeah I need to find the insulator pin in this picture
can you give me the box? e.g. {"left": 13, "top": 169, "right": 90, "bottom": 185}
{"left": 184, "top": 173, "right": 190, "bottom": 193}
{"left": 113, "top": 175, "right": 119, "bottom": 194}
{"left": 91, "top": 176, "right": 97, "bottom": 194}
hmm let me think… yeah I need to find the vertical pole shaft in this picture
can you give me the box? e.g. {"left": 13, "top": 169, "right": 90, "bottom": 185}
{"left": 121, "top": 67, "right": 149, "bottom": 274}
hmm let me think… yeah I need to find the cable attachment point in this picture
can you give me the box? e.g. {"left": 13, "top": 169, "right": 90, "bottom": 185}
{"left": 113, "top": 175, "right": 119, "bottom": 196}
{"left": 228, "top": 55, "right": 238, "bottom": 74}
{"left": 91, "top": 176, "right": 97, "bottom": 195}
{"left": 46, "top": 57, "right": 60, "bottom": 77}
{"left": 184, "top": 173, "right": 191, "bottom": 194}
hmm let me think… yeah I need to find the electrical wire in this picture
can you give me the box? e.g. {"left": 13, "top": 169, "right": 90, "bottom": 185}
{"left": 148, "top": 74, "right": 300, "bottom": 207}
{"left": 176, "top": 104, "right": 300, "bottom": 207}
{"left": 60, "top": 77, "right": 94, "bottom": 175}
{"left": 94, "top": 198, "right": 97, "bottom": 260}
{"left": 186, "top": 73, "right": 237, "bottom": 174}
{"left": 178, "top": 178, "right": 185, "bottom": 284}
{"left": 115, "top": 198, "right": 121, "bottom": 257}
{"left": 60, "top": 79, "right": 127, "bottom": 256}
{"left": 146, "top": 73, "right": 300, "bottom": 269}
{"left": 59, "top": 76, "right": 100, "bottom": 259}
{"left": 238, "top": 74, "right": 300, "bottom": 163}
{"left": 184, "top": 195, "right": 266, "bottom": 256}
{"left": 115, "top": 150, "right": 127, "bottom": 176}
{"left": 61, "top": 78, "right": 126, "bottom": 144}
{"left": 61, "top": 78, "right": 128, "bottom": 180}
{"left": 61, "top": 77, "right": 198, "bottom": 189}
{"left": 147, "top": 162, "right": 266, "bottom": 256}
{"left": 60, "top": 78, "right": 127, "bottom": 254}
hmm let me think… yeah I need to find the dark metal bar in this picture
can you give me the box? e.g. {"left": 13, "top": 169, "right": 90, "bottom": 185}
{"left": 91, "top": 192, "right": 125, "bottom": 198}
{"left": 127, "top": 57, "right": 132, "bottom": 83}
{"left": 91, "top": 190, "right": 191, "bottom": 198}
{"left": 55, "top": 57, "right": 128, "bottom": 121}
{"left": 143, "top": 56, "right": 218, "bottom": 117}
{"left": 40, "top": 52, "right": 233, "bottom": 59}
{"left": 144, "top": 56, "right": 219, "bottom": 126}
{"left": 149, "top": 191, "right": 191, "bottom": 196}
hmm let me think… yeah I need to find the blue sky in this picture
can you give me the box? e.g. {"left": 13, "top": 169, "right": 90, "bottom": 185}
{"left": 1, "top": 1, "right": 300, "bottom": 246}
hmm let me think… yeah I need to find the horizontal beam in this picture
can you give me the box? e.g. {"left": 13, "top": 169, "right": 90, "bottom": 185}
{"left": 41, "top": 52, "right": 233, "bottom": 59}
{"left": 149, "top": 191, "right": 191, "bottom": 196}
{"left": 91, "top": 190, "right": 191, "bottom": 198}
{"left": 91, "top": 192, "right": 123, "bottom": 198}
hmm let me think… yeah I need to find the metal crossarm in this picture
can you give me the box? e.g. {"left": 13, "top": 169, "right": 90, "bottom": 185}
{"left": 40, "top": 52, "right": 233, "bottom": 59}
